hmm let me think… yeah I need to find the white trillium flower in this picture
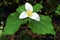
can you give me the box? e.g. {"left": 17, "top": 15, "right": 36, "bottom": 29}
{"left": 19, "top": 2, "right": 40, "bottom": 21}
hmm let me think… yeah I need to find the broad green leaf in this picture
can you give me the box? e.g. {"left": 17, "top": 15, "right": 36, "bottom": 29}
{"left": 3, "top": 12, "right": 26, "bottom": 35}
{"left": 0, "top": 30, "right": 2, "bottom": 37}
{"left": 16, "top": 5, "right": 25, "bottom": 13}
{"left": 28, "top": 15, "right": 55, "bottom": 35}
{"left": 33, "top": 4, "right": 43, "bottom": 12}
{"left": 55, "top": 5, "right": 60, "bottom": 15}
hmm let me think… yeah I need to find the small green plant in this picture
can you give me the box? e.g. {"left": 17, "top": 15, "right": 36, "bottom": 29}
{"left": 2, "top": 2, "right": 55, "bottom": 36}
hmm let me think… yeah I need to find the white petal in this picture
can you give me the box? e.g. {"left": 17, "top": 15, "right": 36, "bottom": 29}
{"left": 19, "top": 11, "right": 28, "bottom": 19}
{"left": 25, "top": 2, "right": 33, "bottom": 12}
{"left": 30, "top": 12, "right": 40, "bottom": 21}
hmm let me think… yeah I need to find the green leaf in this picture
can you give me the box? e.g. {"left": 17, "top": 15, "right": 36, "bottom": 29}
{"left": 0, "top": 30, "right": 2, "bottom": 37}
{"left": 28, "top": 15, "right": 55, "bottom": 35}
{"left": 16, "top": 0, "right": 19, "bottom": 3}
{"left": 33, "top": 4, "right": 43, "bottom": 12}
{"left": 55, "top": 5, "right": 60, "bottom": 15}
{"left": 16, "top": 5, "right": 25, "bottom": 13}
{"left": 3, "top": 12, "right": 26, "bottom": 35}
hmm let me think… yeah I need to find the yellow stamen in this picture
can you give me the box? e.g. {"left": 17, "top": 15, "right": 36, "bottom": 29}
{"left": 27, "top": 10, "right": 32, "bottom": 17}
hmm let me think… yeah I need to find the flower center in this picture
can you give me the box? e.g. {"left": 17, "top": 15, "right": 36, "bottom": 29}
{"left": 27, "top": 10, "right": 32, "bottom": 17}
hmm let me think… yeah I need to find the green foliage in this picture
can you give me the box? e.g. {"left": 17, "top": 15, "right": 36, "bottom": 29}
{"left": 28, "top": 15, "right": 55, "bottom": 35}
{"left": 0, "top": 36, "right": 9, "bottom": 40}
{"left": 16, "top": 0, "right": 19, "bottom": 3}
{"left": 55, "top": 5, "right": 60, "bottom": 15}
{"left": 3, "top": 12, "right": 26, "bottom": 35}
{"left": 16, "top": 5, "right": 25, "bottom": 13}
{"left": 33, "top": 4, "right": 43, "bottom": 12}
{"left": 0, "top": 30, "right": 2, "bottom": 37}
